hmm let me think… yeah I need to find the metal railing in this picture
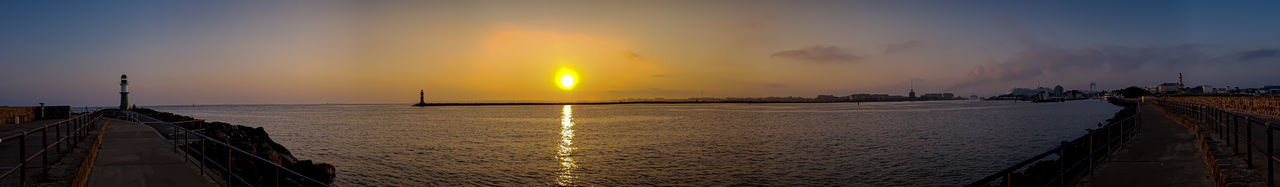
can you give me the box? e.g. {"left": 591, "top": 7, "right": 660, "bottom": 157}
{"left": 1152, "top": 98, "right": 1279, "bottom": 186}
{"left": 968, "top": 100, "right": 1141, "bottom": 187}
{"left": 0, "top": 110, "right": 104, "bottom": 186}
{"left": 126, "top": 111, "right": 330, "bottom": 187}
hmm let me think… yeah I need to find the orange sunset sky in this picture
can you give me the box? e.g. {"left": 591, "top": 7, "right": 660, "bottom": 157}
{"left": 3, "top": 1, "right": 1279, "bottom": 106}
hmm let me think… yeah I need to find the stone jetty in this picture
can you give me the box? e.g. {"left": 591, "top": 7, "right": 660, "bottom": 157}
{"left": 130, "top": 108, "right": 336, "bottom": 186}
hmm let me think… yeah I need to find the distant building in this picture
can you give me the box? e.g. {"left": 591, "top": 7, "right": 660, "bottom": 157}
{"left": 1157, "top": 83, "right": 1181, "bottom": 94}
{"left": 1187, "top": 85, "right": 1212, "bottom": 94}
{"left": 815, "top": 95, "right": 843, "bottom": 102}
{"left": 1009, "top": 87, "right": 1053, "bottom": 96}
{"left": 920, "top": 93, "right": 955, "bottom": 100}
{"left": 849, "top": 93, "right": 905, "bottom": 101}
{"left": 1053, "top": 85, "right": 1064, "bottom": 96}
{"left": 1263, "top": 86, "right": 1280, "bottom": 96}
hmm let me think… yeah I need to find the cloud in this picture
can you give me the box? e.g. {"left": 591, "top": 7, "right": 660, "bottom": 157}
{"left": 621, "top": 50, "right": 643, "bottom": 62}
{"left": 605, "top": 88, "right": 697, "bottom": 97}
{"left": 884, "top": 41, "right": 923, "bottom": 55}
{"left": 947, "top": 44, "right": 1209, "bottom": 90}
{"left": 1228, "top": 49, "right": 1279, "bottom": 62}
{"left": 763, "top": 83, "right": 786, "bottom": 88}
{"left": 651, "top": 74, "right": 668, "bottom": 78}
{"left": 769, "top": 46, "right": 862, "bottom": 63}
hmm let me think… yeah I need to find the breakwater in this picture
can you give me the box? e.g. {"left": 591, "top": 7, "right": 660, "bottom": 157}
{"left": 130, "top": 108, "right": 335, "bottom": 186}
{"left": 969, "top": 98, "right": 1140, "bottom": 186}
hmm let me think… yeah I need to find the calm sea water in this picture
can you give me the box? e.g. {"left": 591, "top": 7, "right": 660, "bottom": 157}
{"left": 151, "top": 100, "right": 1119, "bottom": 186}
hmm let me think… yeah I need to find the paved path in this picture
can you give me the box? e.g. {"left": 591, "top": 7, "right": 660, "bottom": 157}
{"left": 1079, "top": 104, "right": 1214, "bottom": 186}
{"left": 87, "top": 118, "right": 216, "bottom": 187}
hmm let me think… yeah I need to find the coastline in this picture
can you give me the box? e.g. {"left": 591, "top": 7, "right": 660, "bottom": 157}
{"left": 415, "top": 99, "right": 975, "bottom": 106}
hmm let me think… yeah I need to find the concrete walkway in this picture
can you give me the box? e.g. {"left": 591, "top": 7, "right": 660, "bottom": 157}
{"left": 87, "top": 118, "right": 217, "bottom": 187}
{"left": 0, "top": 119, "right": 72, "bottom": 185}
{"left": 1079, "top": 104, "right": 1214, "bottom": 186}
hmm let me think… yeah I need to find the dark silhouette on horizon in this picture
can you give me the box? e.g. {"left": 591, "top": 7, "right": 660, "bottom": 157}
{"left": 413, "top": 90, "right": 429, "bottom": 107}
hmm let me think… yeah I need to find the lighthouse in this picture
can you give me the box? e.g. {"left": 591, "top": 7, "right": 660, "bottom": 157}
{"left": 413, "top": 90, "right": 429, "bottom": 107}
{"left": 120, "top": 74, "right": 130, "bottom": 110}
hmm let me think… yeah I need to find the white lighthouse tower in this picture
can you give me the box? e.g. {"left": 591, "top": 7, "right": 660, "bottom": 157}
{"left": 120, "top": 74, "right": 130, "bottom": 110}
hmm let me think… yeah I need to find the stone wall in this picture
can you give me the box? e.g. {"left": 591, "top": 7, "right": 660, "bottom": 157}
{"left": 1167, "top": 96, "right": 1280, "bottom": 119}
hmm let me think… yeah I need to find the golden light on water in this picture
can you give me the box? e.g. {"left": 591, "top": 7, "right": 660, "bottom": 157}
{"left": 557, "top": 105, "right": 577, "bottom": 185}
{"left": 555, "top": 68, "right": 579, "bottom": 91}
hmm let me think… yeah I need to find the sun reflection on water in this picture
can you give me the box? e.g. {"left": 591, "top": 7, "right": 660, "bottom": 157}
{"left": 557, "top": 105, "right": 576, "bottom": 185}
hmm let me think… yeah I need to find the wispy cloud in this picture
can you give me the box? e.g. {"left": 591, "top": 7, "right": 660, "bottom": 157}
{"left": 884, "top": 41, "right": 923, "bottom": 55}
{"left": 621, "top": 50, "right": 643, "bottom": 62}
{"left": 947, "top": 44, "right": 1208, "bottom": 90}
{"left": 605, "top": 88, "right": 697, "bottom": 97}
{"left": 1227, "top": 49, "right": 1279, "bottom": 62}
{"left": 769, "top": 46, "right": 862, "bottom": 63}
{"left": 763, "top": 83, "right": 786, "bottom": 88}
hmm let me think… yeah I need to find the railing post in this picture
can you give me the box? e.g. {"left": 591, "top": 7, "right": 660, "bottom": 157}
{"left": 1107, "top": 126, "right": 1114, "bottom": 156}
{"left": 1249, "top": 117, "right": 1255, "bottom": 169}
{"left": 64, "top": 122, "right": 70, "bottom": 152}
{"left": 1221, "top": 110, "right": 1227, "bottom": 139}
{"left": 173, "top": 126, "right": 178, "bottom": 152}
{"left": 1089, "top": 133, "right": 1095, "bottom": 176}
{"left": 228, "top": 146, "right": 233, "bottom": 187}
{"left": 201, "top": 138, "right": 206, "bottom": 176}
{"left": 1220, "top": 110, "right": 1226, "bottom": 141}
{"left": 56, "top": 123, "right": 62, "bottom": 153}
{"left": 1059, "top": 141, "right": 1066, "bottom": 187}
{"left": 41, "top": 128, "right": 47, "bottom": 176}
{"left": 20, "top": 131, "right": 27, "bottom": 186}
{"left": 1233, "top": 115, "right": 1238, "bottom": 154}
{"left": 1269, "top": 121, "right": 1276, "bottom": 186}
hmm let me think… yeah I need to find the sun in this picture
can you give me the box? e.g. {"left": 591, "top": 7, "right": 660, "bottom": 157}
{"left": 555, "top": 68, "right": 579, "bottom": 91}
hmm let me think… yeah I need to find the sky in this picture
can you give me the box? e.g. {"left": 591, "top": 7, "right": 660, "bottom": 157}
{"left": 3, "top": 0, "right": 1280, "bottom": 106}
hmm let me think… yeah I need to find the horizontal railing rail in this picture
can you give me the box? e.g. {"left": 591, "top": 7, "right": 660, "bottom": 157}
{"left": 969, "top": 99, "right": 1141, "bottom": 187}
{"left": 126, "top": 111, "right": 329, "bottom": 187}
{"left": 1150, "top": 97, "right": 1278, "bottom": 186}
{"left": 0, "top": 110, "right": 104, "bottom": 186}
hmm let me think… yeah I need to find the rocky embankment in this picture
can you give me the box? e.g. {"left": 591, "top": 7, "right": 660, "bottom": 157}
{"left": 131, "top": 108, "right": 335, "bottom": 186}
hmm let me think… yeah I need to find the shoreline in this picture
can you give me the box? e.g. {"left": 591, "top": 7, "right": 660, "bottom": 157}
{"left": 146, "top": 99, "right": 977, "bottom": 108}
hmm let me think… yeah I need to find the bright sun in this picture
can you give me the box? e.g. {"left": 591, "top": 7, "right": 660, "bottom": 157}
{"left": 556, "top": 68, "right": 579, "bottom": 91}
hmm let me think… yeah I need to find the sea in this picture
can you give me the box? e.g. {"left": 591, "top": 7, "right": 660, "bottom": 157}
{"left": 148, "top": 100, "right": 1121, "bottom": 186}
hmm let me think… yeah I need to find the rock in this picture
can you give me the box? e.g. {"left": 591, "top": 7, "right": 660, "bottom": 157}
{"left": 130, "top": 108, "right": 336, "bottom": 186}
